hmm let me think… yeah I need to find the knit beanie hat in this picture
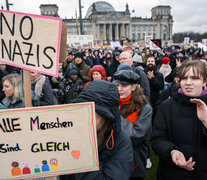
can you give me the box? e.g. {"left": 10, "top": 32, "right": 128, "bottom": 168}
{"left": 133, "top": 53, "right": 143, "bottom": 63}
{"left": 67, "top": 68, "right": 78, "bottom": 77}
{"left": 74, "top": 52, "right": 84, "bottom": 60}
{"left": 117, "top": 64, "right": 133, "bottom": 71}
{"left": 162, "top": 57, "right": 170, "bottom": 64}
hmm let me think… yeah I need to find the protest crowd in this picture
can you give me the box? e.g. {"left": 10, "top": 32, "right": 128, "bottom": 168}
{"left": 1, "top": 42, "right": 207, "bottom": 180}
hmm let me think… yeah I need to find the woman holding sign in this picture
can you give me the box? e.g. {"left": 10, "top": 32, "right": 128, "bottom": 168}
{"left": 1, "top": 74, "right": 24, "bottom": 109}
{"left": 61, "top": 80, "right": 133, "bottom": 180}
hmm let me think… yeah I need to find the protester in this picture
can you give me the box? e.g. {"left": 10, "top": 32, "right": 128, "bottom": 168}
{"left": 107, "top": 51, "right": 121, "bottom": 81}
{"left": 142, "top": 48, "right": 151, "bottom": 65}
{"left": 151, "top": 60, "right": 207, "bottom": 180}
{"left": 113, "top": 70, "right": 152, "bottom": 180}
{"left": 31, "top": 71, "right": 58, "bottom": 106}
{"left": 102, "top": 52, "right": 112, "bottom": 76}
{"left": 0, "top": 63, "right": 9, "bottom": 102}
{"left": 145, "top": 56, "right": 164, "bottom": 122}
{"left": 83, "top": 51, "right": 93, "bottom": 68}
{"left": 63, "top": 65, "right": 84, "bottom": 103}
{"left": 119, "top": 51, "right": 150, "bottom": 100}
{"left": 1, "top": 74, "right": 24, "bottom": 108}
{"left": 133, "top": 53, "right": 144, "bottom": 71}
{"left": 62, "top": 51, "right": 74, "bottom": 76}
{"left": 159, "top": 57, "right": 172, "bottom": 91}
{"left": 164, "top": 47, "right": 176, "bottom": 70}
{"left": 84, "top": 65, "right": 107, "bottom": 88}
{"left": 74, "top": 52, "right": 91, "bottom": 83}
{"left": 92, "top": 50, "right": 101, "bottom": 65}
{"left": 60, "top": 80, "right": 133, "bottom": 179}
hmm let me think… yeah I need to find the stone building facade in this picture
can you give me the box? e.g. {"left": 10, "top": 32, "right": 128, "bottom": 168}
{"left": 40, "top": 1, "right": 174, "bottom": 46}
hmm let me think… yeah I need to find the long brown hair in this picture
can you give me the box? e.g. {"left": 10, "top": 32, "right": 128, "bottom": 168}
{"left": 121, "top": 85, "right": 149, "bottom": 118}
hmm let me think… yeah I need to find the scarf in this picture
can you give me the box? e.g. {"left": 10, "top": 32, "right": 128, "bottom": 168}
{"left": 119, "top": 93, "right": 139, "bottom": 124}
{"left": 178, "top": 86, "right": 207, "bottom": 97}
{"left": 31, "top": 75, "right": 46, "bottom": 97}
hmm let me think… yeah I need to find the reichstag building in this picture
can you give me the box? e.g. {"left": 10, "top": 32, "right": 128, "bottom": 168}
{"left": 40, "top": 1, "right": 174, "bottom": 45}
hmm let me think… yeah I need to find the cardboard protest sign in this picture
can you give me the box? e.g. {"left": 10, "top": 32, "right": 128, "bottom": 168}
{"left": 202, "top": 39, "right": 207, "bottom": 46}
{"left": 0, "top": 102, "right": 99, "bottom": 179}
{"left": 184, "top": 37, "right": 190, "bottom": 45}
{"left": 0, "top": 10, "right": 62, "bottom": 77}
{"left": 145, "top": 36, "right": 152, "bottom": 47}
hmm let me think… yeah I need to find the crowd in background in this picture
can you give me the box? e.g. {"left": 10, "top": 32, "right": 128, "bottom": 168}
{"left": 1, "top": 43, "right": 207, "bottom": 180}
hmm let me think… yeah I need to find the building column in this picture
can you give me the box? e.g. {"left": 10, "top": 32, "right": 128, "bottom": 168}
{"left": 96, "top": 24, "right": 100, "bottom": 41}
{"left": 103, "top": 23, "right": 106, "bottom": 43}
{"left": 125, "top": 24, "right": 129, "bottom": 38}
{"left": 157, "top": 22, "right": 161, "bottom": 39}
{"left": 115, "top": 23, "right": 119, "bottom": 41}
{"left": 92, "top": 22, "right": 96, "bottom": 44}
{"left": 121, "top": 23, "right": 125, "bottom": 38}
{"left": 160, "top": 24, "right": 162, "bottom": 40}
{"left": 109, "top": 23, "right": 112, "bottom": 41}
{"left": 128, "top": 24, "right": 131, "bottom": 40}
{"left": 169, "top": 23, "right": 173, "bottom": 40}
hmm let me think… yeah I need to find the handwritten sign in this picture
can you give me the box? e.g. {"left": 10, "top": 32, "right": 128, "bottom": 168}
{"left": 0, "top": 102, "right": 99, "bottom": 179}
{"left": 145, "top": 36, "right": 152, "bottom": 47}
{"left": 0, "top": 10, "right": 62, "bottom": 77}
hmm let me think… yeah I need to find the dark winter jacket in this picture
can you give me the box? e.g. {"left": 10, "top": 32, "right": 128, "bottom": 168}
{"left": 108, "top": 58, "right": 120, "bottom": 80}
{"left": 165, "top": 54, "right": 176, "bottom": 70}
{"left": 133, "top": 65, "right": 150, "bottom": 100}
{"left": 75, "top": 61, "right": 91, "bottom": 83}
{"left": 32, "top": 77, "right": 58, "bottom": 106}
{"left": 2, "top": 97, "right": 24, "bottom": 109}
{"left": 151, "top": 88, "right": 207, "bottom": 180}
{"left": 62, "top": 80, "right": 133, "bottom": 180}
{"left": 63, "top": 77, "right": 84, "bottom": 104}
{"left": 146, "top": 69, "right": 164, "bottom": 107}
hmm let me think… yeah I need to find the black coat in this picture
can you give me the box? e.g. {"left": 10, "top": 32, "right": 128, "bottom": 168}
{"left": 32, "top": 77, "right": 58, "bottom": 106}
{"left": 146, "top": 69, "right": 164, "bottom": 107}
{"left": 151, "top": 89, "right": 207, "bottom": 180}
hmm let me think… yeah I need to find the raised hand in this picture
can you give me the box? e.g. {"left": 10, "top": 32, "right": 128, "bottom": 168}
{"left": 190, "top": 98, "right": 207, "bottom": 127}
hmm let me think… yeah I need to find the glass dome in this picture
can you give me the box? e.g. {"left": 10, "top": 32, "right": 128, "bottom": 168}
{"left": 85, "top": 1, "right": 115, "bottom": 18}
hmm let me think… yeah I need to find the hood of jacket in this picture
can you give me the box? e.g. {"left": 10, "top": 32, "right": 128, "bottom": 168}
{"left": 73, "top": 80, "right": 121, "bottom": 136}
{"left": 90, "top": 65, "right": 107, "bottom": 81}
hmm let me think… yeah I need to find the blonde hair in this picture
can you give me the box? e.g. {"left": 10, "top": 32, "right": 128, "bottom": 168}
{"left": 3, "top": 74, "right": 22, "bottom": 99}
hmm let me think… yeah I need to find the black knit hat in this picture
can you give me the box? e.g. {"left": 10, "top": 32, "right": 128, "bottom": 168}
{"left": 74, "top": 52, "right": 84, "bottom": 60}
{"left": 113, "top": 70, "right": 140, "bottom": 84}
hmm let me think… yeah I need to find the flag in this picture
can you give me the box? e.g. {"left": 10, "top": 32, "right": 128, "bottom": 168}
{"left": 132, "top": 9, "right": 135, "bottom": 13}
{"left": 151, "top": 39, "right": 162, "bottom": 49}
{"left": 152, "top": 16, "right": 155, "bottom": 24}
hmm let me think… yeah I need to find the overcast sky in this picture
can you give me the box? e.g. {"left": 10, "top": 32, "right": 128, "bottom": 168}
{"left": 2, "top": 0, "right": 207, "bottom": 33}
